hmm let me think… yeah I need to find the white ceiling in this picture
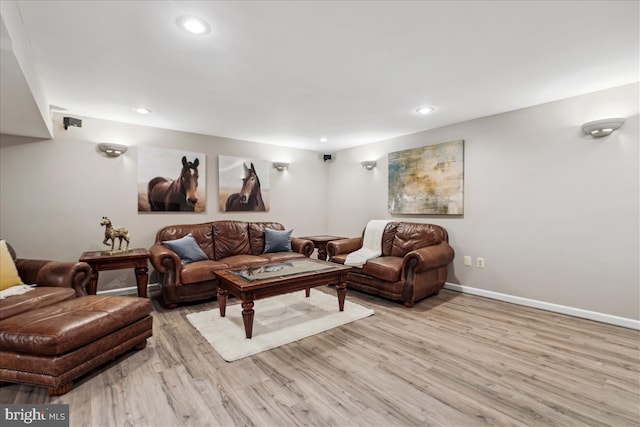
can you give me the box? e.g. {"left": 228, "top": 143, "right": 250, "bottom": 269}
{"left": 2, "top": 1, "right": 638, "bottom": 152}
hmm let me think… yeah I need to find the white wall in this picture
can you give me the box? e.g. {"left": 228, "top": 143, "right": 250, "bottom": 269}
{"left": 1, "top": 85, "right": 637, "bottom": 320}
{"left": 327, "top": 83, "right": 639, "bottom": 320}
{"left": 0, "top": 113, "right": 329, "bottom": 290}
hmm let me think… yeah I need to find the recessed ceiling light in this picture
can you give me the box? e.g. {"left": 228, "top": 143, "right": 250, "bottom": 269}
{"left": 176, "top": 15, "right": 211, "bottom": 35}
{"left": 133, "top": 107, "right": 151, "bottom": 114}
{"left": 320, "top": 137, "right": 328, "bottom": 142}
{"left": 416, "top": 107, "right": 435, "bottom": 115}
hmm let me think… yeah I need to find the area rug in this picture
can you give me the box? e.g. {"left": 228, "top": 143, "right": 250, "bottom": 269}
{"left": 186, "top": 289, "right": 374, "bottom": 362}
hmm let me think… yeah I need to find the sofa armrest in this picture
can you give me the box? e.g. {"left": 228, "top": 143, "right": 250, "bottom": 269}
{"left": 403, "top": 242, "right": 455, "bottom": 272}
{"left": 291, "top": 238, "right": 314, "bottom": 257}
{"left": 14, "top": 259, "right": 91, "bottom": 297}
{"left": 149, "top": 242, "right": 182, "bottom": 274}
{"left": 327, "top": 237, "right": 363, "bottom": 259}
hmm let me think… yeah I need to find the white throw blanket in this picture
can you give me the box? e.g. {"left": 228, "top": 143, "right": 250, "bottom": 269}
{"left": 344, "top": 219, "right": 393, "bottom": 267}
{"left": 0, "top": 284, "right": 35, "bottom": 299}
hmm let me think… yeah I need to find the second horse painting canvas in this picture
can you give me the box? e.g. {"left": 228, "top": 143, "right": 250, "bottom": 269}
{"left": 219, "top": 155, "right": 270, "bottom": 212}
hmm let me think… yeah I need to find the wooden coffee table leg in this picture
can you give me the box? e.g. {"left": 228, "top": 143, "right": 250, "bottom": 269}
{"left": 305, "top": 288, "right": 310, "bottom": 297}
{"left": 242, "top": 300, "right": 255, "bottom": 338}
{"left": 217, "top": 287, "right": 227, "bottom": 317}
{"left": 336, "top": 282, "right": 347, "bottom": 311}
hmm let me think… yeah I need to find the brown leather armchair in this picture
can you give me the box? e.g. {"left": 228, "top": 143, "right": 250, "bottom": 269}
{"left": 327, "top": 222, "right": 454, "bottom": 307}
{"left": 6, "top": 243, "right": 91, "bottom": 298}
{"left": 1, "top": 242, "right": 91, "bottom": 321}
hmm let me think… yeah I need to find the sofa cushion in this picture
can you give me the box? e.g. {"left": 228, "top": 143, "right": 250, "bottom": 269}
{"left": 180, "top": 260, "right": 229, "bottom": 285}
{"left": 248, "top": 222, "right": 284, "bottom": 255}
{"left": 362, "top": 256, "right": 403, "bottom": 282}
{"left": 390, "top": 223, "right": 445, "bottom": 257}
{"left": 0, "top": 240, "right": 23, "bottom": 291}
{"left": 264, "top": 228, "right": 293, "bottom": 253}
{"left": 381, "top": 222, "right": 399, "bottom": 256}
{"left": 0, "top": 287, "right": 76, "bottom": 321}
{"left": 162, "top": 233, "right": 209, "bottom": 265}
{"left": 213, "top": 221, "right": 251, "bottom": 260}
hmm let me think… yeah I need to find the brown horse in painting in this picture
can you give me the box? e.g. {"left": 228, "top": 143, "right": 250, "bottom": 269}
{"left": 148, "top": 156, "right": 200, "bottom": 211}
{"left": 225, "top": 162, "right": 266, "bottom": 211}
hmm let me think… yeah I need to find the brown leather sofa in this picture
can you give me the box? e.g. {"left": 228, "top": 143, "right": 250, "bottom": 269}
{"left": 0, "top": 243, "right": 153, "bottom": 395}
{"left": 149, "top": 220, "right": 314, "bottom": 308}
{"left": 327, "top": 222, "right": 454, "bottom": 307}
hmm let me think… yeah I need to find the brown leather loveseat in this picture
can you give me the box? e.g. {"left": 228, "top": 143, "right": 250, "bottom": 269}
{"left": 327, "top": 222, "right": 454, "bottom": 307}
{"left": 0, "top": 242, "right": 153, "bottom": 395}
{"left": 149, "top": 220, "right": 314, "bottom": 308}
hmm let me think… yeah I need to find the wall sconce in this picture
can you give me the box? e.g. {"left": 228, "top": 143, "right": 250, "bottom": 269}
{"left": 582, "top": 118, "right": 625, "bottom": 138}
{"left": 361, "top": 160, "right": 377, "bottom": 170}
{"left": 98, "top": 143, "right": 128, "bottom": 157}
{"left": 273, "top": 162, "right": 289, "bottom": 171}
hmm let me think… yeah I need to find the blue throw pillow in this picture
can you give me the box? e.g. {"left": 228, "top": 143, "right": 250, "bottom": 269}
{"left": 162, "top": 233, "right": 208, "bottom": 265}
{"left": 263, "top": 228, "right": 293, "bottom": 253}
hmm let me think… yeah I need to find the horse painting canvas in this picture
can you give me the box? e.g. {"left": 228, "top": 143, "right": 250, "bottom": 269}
{"left": 138, "top": 148, "right": 206, "bottom": 212}
{"left": 219, "top": 155, "right": 270, "bottom": 212}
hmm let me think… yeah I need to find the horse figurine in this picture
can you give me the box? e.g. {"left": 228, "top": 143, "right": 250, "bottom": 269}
{"left": 148, "top": 156, "right": 200, "bottom": 211}
{"left": 100, "top": 216, "right": 130, "bottom": 250}
{"left": 225, "top": 162, "right": 266, "bottom": 211}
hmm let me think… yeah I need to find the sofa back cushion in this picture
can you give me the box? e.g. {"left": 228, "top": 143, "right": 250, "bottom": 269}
{"left": 155, "top": 223, "right": 214, "bottom": 260}
{"left": 212, "top": 221, "right": 251, "bottom": 260}
{"left": 381, "top": 222, "right": 399, "bottom": 256}
{"left": 248, "top": 222, "right": 284, "bottom": 255}
{"left": 389, "top": 222, "right": 447, "bottom": 257}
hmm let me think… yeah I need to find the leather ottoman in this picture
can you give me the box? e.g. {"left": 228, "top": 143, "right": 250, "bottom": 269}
{"left": 0, "top": 295, "right": 153, "bottom": 395}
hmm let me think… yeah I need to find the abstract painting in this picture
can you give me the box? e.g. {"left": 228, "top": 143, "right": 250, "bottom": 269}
{"left": 388, "top": 140, "right": 464, "bottom": 215}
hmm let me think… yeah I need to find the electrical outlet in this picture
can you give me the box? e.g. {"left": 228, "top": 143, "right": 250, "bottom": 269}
{"left": 476, "top": 257, "right": 485, "bottom": 268}
{"left": 464, "top": 256, "right": 472, "bottom": 266}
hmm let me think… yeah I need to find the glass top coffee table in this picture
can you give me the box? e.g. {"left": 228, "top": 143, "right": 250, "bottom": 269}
{"left": 213, "top": 259, "right": 352, "bottom": 338}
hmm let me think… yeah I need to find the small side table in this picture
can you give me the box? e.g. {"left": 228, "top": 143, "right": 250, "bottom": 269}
{"left": 300, "top": 235, "right": 346, "bottom": 261}
{"left": 79, "top": 248, "right": 151, "bottom": 297}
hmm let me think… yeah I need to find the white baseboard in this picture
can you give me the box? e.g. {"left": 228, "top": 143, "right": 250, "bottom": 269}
{"left": 444, "top": 282, "right": 639, "bottom": 330}
{"left": 97, "top": 283, "right": 160, "bottom": 296}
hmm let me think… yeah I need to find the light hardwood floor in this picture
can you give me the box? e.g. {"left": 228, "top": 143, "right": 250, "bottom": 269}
{"left": 1, "top": 288, "right": 638, "bottom": 426}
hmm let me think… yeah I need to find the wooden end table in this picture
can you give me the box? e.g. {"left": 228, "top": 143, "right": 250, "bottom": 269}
{"left": 79, "top": 248, "right": 151, "bottom": 297}
{"left": 300, "top": 235, "right": 346, "bottom": 261}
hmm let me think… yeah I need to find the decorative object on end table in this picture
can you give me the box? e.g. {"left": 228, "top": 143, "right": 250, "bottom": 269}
{"left": 100, "top": 216, "right": 131, "bottom": 252}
